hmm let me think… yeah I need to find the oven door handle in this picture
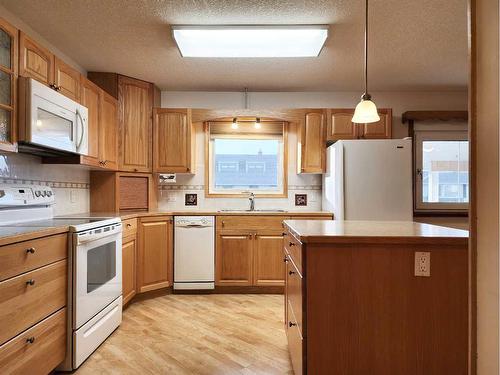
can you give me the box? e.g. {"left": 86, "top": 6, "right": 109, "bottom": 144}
{"left": 76, "top": 109, "right": 85, "bottom": 150}
{"left": 77, "top": 230, "right": 121, "bottom": 245}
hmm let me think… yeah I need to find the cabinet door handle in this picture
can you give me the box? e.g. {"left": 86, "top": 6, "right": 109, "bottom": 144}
{"left": 26, "top": 247, "right": 36, "bottom": 254}
{"left": 289, "top": 321, "right": 297, "bottom": 327}
{"left": 289, "top": 242, "right": 295, "bottom": 247}
{"left": 288, "top": 270, "right": 295, "bottom": 276}
{"left": 26, "top": 279, "right": 36, "bottom": 286}
{"left": 26, "top": 336, "right": 36, "bottom": 344}
{"left": 282, "top": 232, "right": 287, "bottom": 236}
{"left": 126, "top": 223, "right": 132, "bottom": 227}
{"left": 248, "top": 234, "right": 252, "bottom": 239}
{"left": 221, "top": 221, "right": 225, "bottom": 227}
{"left": 283, "top": 257, "right": 288, "bottom": 263}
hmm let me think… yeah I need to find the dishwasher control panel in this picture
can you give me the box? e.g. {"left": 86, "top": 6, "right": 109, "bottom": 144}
{"left": 174, "top": 216, "right": 214, "bottom": 227}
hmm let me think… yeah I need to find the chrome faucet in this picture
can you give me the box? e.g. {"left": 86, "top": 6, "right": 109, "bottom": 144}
{"left": 248, "top": 192, "right": 255, "bottom": 211}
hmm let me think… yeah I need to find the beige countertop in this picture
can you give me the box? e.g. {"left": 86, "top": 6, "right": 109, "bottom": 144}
{"left": 61, "top": 210, "right": 334, "bottom": 220}
{"left": 0, "top": 225, "right": 69, "bottom": 247}
{"left": 284, "top": 220, "right": 469, "bottom": 245}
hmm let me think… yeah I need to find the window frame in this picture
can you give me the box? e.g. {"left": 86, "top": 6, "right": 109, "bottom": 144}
{"left": 204, "top": 121, "right": 288, "bottom": 198}
{"left": 414, "top": 125, "right": 469, "bottom": 213}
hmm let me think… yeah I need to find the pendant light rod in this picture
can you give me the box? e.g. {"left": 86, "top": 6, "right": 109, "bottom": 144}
{"left": 364, "top": 0, "right": 368, "bottom": 96}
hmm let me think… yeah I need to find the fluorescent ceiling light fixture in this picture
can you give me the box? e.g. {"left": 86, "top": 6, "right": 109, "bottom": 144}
{"left": 171, "top": 25, "right": 329, "bottom": 57}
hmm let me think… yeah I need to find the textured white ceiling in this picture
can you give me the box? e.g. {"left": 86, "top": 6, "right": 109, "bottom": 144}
{"left": 0, "top": 0, "right": 467, "bottom": 91}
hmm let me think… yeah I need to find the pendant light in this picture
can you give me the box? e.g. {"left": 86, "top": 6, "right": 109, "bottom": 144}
{"left": 352, "top": 0, "right": 380, "bottom": 124}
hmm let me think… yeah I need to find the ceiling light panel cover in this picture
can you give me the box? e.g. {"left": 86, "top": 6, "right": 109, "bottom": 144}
{"left": 172, "top": 25, "right": 329, "bottom": 58}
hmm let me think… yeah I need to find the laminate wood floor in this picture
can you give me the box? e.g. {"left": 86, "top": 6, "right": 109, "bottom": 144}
{"left": 74, "top": 294, "right": 292, "bottom": 375}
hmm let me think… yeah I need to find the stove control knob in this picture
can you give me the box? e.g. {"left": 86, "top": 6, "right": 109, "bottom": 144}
{"left": 34, "top": 191, "right": 41, "bottom": 197}
{"left": 46, "top": 191, "right": 52, "bottom": 197}
{"left": 40, "top": 191, "right": 46, "bottom": 197}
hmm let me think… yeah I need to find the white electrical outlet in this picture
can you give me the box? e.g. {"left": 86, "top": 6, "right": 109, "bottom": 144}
{"left": 414, "top": 252, "right": 431, "bottom": 277}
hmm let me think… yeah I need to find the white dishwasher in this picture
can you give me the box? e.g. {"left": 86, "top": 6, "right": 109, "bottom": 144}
{"left": 174, "top": 216, "right": 215, "bottom": 290}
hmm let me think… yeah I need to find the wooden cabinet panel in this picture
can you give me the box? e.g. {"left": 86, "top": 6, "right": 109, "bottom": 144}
{"left": 118, "top": 76, "right": 152, "bottom": 172}
{"left": 328, "top": 109, "right": 358, "bottom": 141}
{"left": 137, "top": 217, "right": 172, "bottom": 293}
{"left": 298, "top": 111, "right": 326, "bottom": 173}
{"left": 254, "top": 234, "right": 285, "bottom": 286}
{"left": 0, "top": 260, "right": 67, "bottom": 345}
{"left": 286, "top": 299, "right": 304, "bottom": 375}
{"left": 284, "top": 233, "right": 303, "bottom": 274}
{"left": 100, "top": 91, "right": 119, "bottom": 169}
{"left": 286, "top": 259, "right": 303, "bottom": 334}
{"left": 0, "top": 16, "right": 18, "bottom": 152}
{"left": 153, "top": 108, "right": 194, "bottom": 173}
{"left": 122, "top": 235, "right": 137, "bottom": 306}
{"left": 0, "top": 307, "right": 66, "bottom": 375}
{"left": 216, "top": 234, "right": 253, "bottom": 286}
{"left": 217, "top": 216, "right": 286, "bottom": 233}
{"left": 360, "top": 108, "right": 392, "bottom": 139}
{"left": 54, "top": 57, "right": 80, "bottom": 102}
{"left": 122, "top": 218, "right": 138, "bottom": 238}
{"left": 80, "top": 78, "right": 100, "bottom": 164}
{"left": 0, "top": 233, "right": 67, "bottom": 282}
{"left": 19, "top": 32, "right": 54, "bottom": 86}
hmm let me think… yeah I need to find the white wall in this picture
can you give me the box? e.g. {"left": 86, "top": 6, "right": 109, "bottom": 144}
{"left": 162, "top": 90, "right": 468, "bottom": 139}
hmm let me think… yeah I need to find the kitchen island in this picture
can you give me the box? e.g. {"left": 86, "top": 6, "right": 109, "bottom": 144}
{"left": 282, "top": 220, "right": 469, "bottom": 375}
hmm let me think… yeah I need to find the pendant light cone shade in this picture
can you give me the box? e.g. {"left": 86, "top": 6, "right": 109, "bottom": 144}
{"left": 352, "top": 96, "right": 380, "bottom": 123}
{"left": 352, "top": 0, "right": 379, "bottom": 124}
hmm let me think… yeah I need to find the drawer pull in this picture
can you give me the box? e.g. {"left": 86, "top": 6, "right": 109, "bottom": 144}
{"left": 26, "top": 247, "right": 36, "bottom": 254}
{"left": 289, "top": 321, "right": 297, "bottom": 327}
{"left": 283, "top": 257, "right": 288, "bottom": 263}
{"left": 289, "top": 242, "right": 295, "bottom": 247}
{"left": 26, "top": 279, "right": 36, "bottom": 286}
{"left": 26, "top": 336, "right": 35, "bottom": 344}
{"left": 126, "top": 223, "right": 132, "bottom": 227}
{"left": 282, "top": 232, "right": 287, "bottom": 236}
{"left": 289, "top": 270, "right": 296, "bottom": 275}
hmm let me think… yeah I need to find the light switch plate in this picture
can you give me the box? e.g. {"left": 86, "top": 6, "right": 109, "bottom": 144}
{"left": 414, "top": 252, "right": 431, "bottom": 277}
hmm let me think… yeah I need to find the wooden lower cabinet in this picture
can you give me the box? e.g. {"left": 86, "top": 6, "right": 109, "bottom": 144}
{"left": 0, "top": 308, "right": 66, "bottom": 375}
{"left": 253, "top": 234, "right": 285, "bottom": 286}
{"left": 216, "top": 233, "right": 253, "bottom": 286}
{"left": 122, "top": 234, "right": 137, "bottom": 306}
{"left": 137, "top": 216, "right": 173, "bottom": 293}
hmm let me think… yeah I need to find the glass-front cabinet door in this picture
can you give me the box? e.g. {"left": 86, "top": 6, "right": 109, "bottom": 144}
{"left": 0, "top": 17, "right": 17, "bottom": 152}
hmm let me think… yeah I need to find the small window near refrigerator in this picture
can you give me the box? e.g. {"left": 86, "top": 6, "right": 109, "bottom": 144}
{"left": 414, "top": 127, "right": 469, "bottom": 213}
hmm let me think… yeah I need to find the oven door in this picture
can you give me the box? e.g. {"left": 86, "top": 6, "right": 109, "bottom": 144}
{"left": 74, "top": 231, "right": 122, "bottom": 329}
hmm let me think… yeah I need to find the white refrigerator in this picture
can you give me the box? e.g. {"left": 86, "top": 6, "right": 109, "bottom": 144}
{"left": 322, "top": 139, "right": 413, "bottom": 221}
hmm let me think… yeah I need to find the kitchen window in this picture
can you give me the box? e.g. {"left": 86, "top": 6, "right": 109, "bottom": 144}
{"left": 414, "top": 125, "right": 469, "bottom": 213}
{"left": 206, "top": 120, "right": 287, "bottom": 197}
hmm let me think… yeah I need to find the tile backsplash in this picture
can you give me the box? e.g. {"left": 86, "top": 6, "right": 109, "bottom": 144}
{"left": 0, "top": 153, "right": 90, "bottom": 215}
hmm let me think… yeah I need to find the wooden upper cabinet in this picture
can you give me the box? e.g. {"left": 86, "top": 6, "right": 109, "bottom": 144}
{"left": 54, "top": 57, "right": 80, "bottom": 102}
{"left": 327, "top": 108, "right": 392, "bottom": 141}
{"left": 360, "top": 108, "right": 392, "bottom": 139}
{"left": 0, "top": 17, "right": 18, "bottom": 152}
{"left": 99, "top": 91, "right": 118, "bottom": 169}
{"left": 327, "top": 109, "right": 358, "bottom": 141}
{"left": 137, "top": 216, "right": 172, "bottom": 293}
{"left": 118, "top": 76, "right": 152, "bottom": 172}
{"left": 297, "top": 111, "right": 326, "bottom": 174}
{"left": 80, "top": 77, "right": 100, "bottom": 164}
{"left": 153, "top": 108, "right": 195, "bottom": 173}
{"left": 19, "top": 32, "right": 54, "bottom": 86}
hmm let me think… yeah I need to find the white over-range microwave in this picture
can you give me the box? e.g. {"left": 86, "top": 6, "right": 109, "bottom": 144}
{"left": 18, "top": 77, "right": 89, "bottom": 156}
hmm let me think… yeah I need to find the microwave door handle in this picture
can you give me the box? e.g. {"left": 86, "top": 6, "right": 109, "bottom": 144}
{"left": 76, "top": 109, "right": 85, "bottom": 150}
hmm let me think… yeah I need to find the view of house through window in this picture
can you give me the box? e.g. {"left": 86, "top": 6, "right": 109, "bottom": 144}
{"left": 422, "top": 140, "right": 469, "bottom": 204}
{"left": 207, "top": 121, "right": 286, "bottom": 195}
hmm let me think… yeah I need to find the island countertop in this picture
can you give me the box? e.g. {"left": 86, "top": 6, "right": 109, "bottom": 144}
{"left": 284, "top": 220, "right": 469, "bottom": 245}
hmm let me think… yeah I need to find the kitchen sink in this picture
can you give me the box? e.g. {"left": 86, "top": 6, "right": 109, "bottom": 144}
{"left": 218, "top": 209, "right": 288, "bottom": 213}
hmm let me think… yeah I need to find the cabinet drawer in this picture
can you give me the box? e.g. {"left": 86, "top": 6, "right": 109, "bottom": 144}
{"left": 284, "top": 232, "right": 302, "bottom": 273}
{"left": 122, "top": 218, "right": 138, "bottom": 238}
{"left": 0, "top": 233, "right": 67, "bottom": 282}
{"left": 287, "top": 299, "right": 304, "bottom": 375}
{"left": 287, "top": 259, "right": 303, "bottom": 335}
{"left": 0, "top": 260, "right": 67, "bottom": 345}
{"left": 0, "top": 308, "right": 66, "bottom": 375}
{"left": 217, "top": 216, "right": 286, "bottom": 233}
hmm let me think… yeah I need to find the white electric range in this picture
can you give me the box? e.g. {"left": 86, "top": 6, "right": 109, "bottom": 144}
{"left": 0, "top": 183, "right": 123, "bottom": 370}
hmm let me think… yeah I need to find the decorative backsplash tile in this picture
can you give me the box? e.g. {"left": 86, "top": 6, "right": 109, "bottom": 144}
{"left": 0, "top": 177, "right": 89, "bottom": 189}
{"left": 295, "top": 194, "right": 308, "bottom": 206}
